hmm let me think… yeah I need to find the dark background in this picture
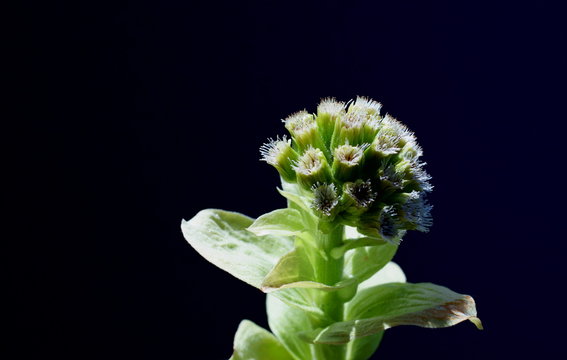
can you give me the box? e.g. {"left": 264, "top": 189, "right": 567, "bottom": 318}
{"left": 13, "top": 1, "right": 564, "bottom": 359}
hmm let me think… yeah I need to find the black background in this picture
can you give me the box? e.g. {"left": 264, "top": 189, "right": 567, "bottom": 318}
{"left": 13, "top": 1, "right": 565, "bottom": 359}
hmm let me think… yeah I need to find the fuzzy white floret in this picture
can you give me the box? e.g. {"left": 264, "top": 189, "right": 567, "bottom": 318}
{"left": 334, "top": 144, "right": 368, "bottom": 166}
{"left": 259, "top": 135, "right": 291, "bottom": 165}
{"left": 317, "top": 98, "right": 346, "bottom": 115}
{"left": 292, "top": 146, "right": 324, "bottom": 175}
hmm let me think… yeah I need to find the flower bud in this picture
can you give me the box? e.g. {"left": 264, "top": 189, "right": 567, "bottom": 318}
{"left": 293, "top": 146, "right": 333, "bottom": 189}
{"left": 410, "top": 163, "right": 433, "bottom": 193}
{"left": 378, "top": 162, "right": 405, "bottom": 190}
{"left": 380, "top": 114, "right": 416, "bottom": 148}
{"left": 349, "top": 96, "right": 382, "bottom": 116}
{"left": 398, "top": 191, "right": 433, "bottom": 232}
{"left": 311, "top": 183, "right": 339, "bottom": 218}
{"left": 332, "top": 144, "right": 367, "bottom": 182}
{"left": 362, "top": 130, "right": 402, "bottom": 177}
{"left": 391, "top": 160, "right": 432, "bottom": 194}
{"left": 377, "top": 206, "right": 405, "bottom": 243}
{"left": 369, "top": 130, "right": 402, "bottom": 157}
{"left": 349, "top": 96, "right": 383, "bottom": 143}
{"left": 260, "top": 135, "right": 298, "bottom": 182}
{"left": 399, "top": 142, "right": 423, "bottom": 164}
{"left": 355, "top": 206, "right": 405, "bottom": 244}
{"left": 341, "top": 179, "right": 376, "bottom": 217}
{"left": 284, "top": 111, "right": 329, "bottom": 158}
{"left": 316, "top": 98, "right": 346, "bottom": 148}
{"left": 331, "top": 111, "right": 366, "bottom": 148}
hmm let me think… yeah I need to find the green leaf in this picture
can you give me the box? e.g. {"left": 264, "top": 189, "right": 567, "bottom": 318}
{"left": 278, "top": 181, "right": 314, "bottom": 214}
{"left": 261, "top": 247, "right": 357, "bottom": 292}
{"left": 330, "top": 237, "right": 388, "bottom": 259}
{"left": 302, "top": 283, "right": 482, "bottom": 344}
{"left": 344, "top": 262, "right": 404, "bottom": 360}
{"left": 357, "top": 261, "right": 406, "bottom": 291}
{"left": 230, "top": 320, "right": 295, "bottom": 360}
{"left": 247, "top": 208, "right": 305, "bottom": 237}
{"left": 341, "top": 225, "right": 399, "bottom": 285}
{"left": 270, "top": 288, "right": 327, "bottom": 319}
{"left": 343, "top": 242, "right": 398, "bottom": 284}
{"left": 181, "top": 209, "right": 293, "bottom": 289}
{"left": 266, "top": 294, "right": 313, "bottom": 360}
{"left": 261, "top": 248, "right": 313, "bottom": 291}
{"left": 345, "top": 333, "right": 384, "bottom": 360}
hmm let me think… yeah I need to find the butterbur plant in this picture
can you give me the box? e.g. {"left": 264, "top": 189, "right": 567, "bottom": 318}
{"left": 181, "top": 97, "right": 482, "bottom": 360}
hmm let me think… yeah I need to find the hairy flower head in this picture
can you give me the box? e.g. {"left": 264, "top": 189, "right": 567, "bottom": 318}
{"left": 311, "top": 183, "right": 339, "bottom": 217}
{"left": 261, "top": 96, "right": 433, "bottom": 239}
{"left": 260, "top": 135, "right": 298, "bottom": 182}
{"left": 292, "top": 146, "right": 332, "bottom": 188}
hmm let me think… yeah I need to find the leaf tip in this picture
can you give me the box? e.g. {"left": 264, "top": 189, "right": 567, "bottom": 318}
{"left": 469, "top": 316, "right": 484, "bottom": 330}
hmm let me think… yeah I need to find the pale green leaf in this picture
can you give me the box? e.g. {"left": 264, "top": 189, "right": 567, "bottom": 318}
{"left": 230, "top": 320, "right": 294, "bottom": 360}
{"left": 344, "top": 262, "right": 404, "bottom": 360}
{"left": 248, "top": 208, "right": 305, "bottom": 237}
{"left": 261, "top": 248, "right": 312, "bottom": 291}
{"left": 261, "top": 247, "right": 357, "bottom": 292}
{"left": 302, "top": 283, "right": 481, "bottom": 344}
{"left": 278, "top": 181, "right": 314, "bottom": 213}
{"left": 330, "top": 237, "right": 388, "bottom": 259}
{"left": 270, "top": 288, "right": 327, "bottom": 319}
{"left": 277, "top": 188, "right": 312, "bottom": 214}
{"left": 267, "top": 294, "right": 313, "bottom": 360}
{"left": 345, "top": 333, "right": 384, "bottom": 360}
{"left": 278, "top": 180, "right": 318, "bottom": 230}
{"left": 342, "top": 225, "right": 399, "bottom": 285}
{"left": 343, "top": 242, "right": 398, "bottom": 284}
{"left": 181, "top": 209, "right": 293, "bottom": 289}
{"left": 357, "top": 261, "right": 406, "bottom": 291}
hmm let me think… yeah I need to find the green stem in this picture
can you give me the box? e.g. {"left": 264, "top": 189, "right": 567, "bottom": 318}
{"left": 309, "top": 224, "right": 346, "bottom": 360}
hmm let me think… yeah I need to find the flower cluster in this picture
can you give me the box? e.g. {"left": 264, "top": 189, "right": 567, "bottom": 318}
{"left": 261, "top": 97, "right": 432, "bottom": 243}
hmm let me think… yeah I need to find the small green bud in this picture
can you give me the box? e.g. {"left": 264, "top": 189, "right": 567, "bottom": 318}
{"left": 341, "top": 179, "right": 377, "bottom": 217}
{"left": 316, "top": 98, "right": 346, "bottom": 148}
{"left": 398, "top": 142, "right": 423, "bottom": 163}
{"left": 377, "top": 205, "right": 405, "bottom": 243}
{"left": 350, "top": 96, "right": 383, "bottom": 143}
{"left": 380, "top": 114, "right": 416, "bottom": 148}
{"left": 378, "top": 161, "right": 405, "bottom": 190}
{"left": 329, "top": 97, "right": 383, "bottom": 148}
{"left": 354, "top": 206, "right": 404, "bottom": 244}
{"left": 311, "top": 183, "right": 339, "bottom": 218}
{"left": 283, "top": 111, "right": 316, "bottom": 148}
{"left": 331, "top": 111, "right": 366, "bottom": 148}
{"left": 260, "top": 135, "right": 298, "bottom": 182}
{"left": 370, "top": 131, "right": 402, "bottom": 157}
{"left": 362, "top": 130, "right": 401, "bottom": 177}
{"left": 293, "top": 146, "right": 333, "bottom": 189}
{"left": 398, "top": 191, "right": 433, "bottom": 232}
{"left": 349, "top": 96, "right": 382, "bottom": 116}
{"left": 283, "top": 111, "right": 329, "bottom": 158}
{"left": 393, "top": 159, "right": 414, "bottom": 181}
{"left": 332, "top": 144, "right": 367, "bottom": 182}
{"left": 409, "top": 163, "right": 433, "bottom": 193}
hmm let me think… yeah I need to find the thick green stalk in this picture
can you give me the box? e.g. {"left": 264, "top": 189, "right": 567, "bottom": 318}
{"left": 309, "top": 223, "right": 346, "bottom": 360}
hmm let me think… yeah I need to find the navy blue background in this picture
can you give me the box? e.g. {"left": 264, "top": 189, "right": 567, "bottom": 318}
{"left": 15, "top": 1, "right": 564, "bottom": 359}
